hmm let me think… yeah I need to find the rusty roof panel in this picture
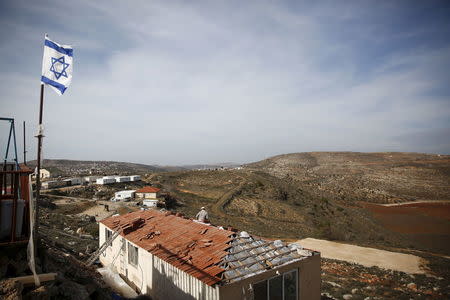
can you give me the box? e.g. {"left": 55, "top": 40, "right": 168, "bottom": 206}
{"left": 135, "top": 186, "right": 161, "bottom": 193}
{"left": 101, "top": 210, "right": 234, "bottom": 286}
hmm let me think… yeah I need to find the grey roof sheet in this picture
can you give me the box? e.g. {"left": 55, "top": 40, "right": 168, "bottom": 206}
{"left": 221, "top": 233, "right": 315, "bottom": 284}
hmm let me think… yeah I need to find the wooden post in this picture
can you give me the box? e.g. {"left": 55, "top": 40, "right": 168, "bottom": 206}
{"left": 34, "top": 84, "right": 45, "bottom": 246}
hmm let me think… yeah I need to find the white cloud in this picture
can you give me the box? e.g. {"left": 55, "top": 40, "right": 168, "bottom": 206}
{"left": 1, "top": 0, "right": 449, "bottom": 164}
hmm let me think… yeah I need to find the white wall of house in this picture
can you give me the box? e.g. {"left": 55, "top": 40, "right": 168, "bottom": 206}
{"left": 136, "top": 192, "right": 158, "bottom": 199}
{"left": 115, "top": 190, "right": 135, "bottom": 200}
{"left": 32, "top": 168, "right": 50, "bottom": 180}
{"left": 143, "top": 199, "right": 158, "bottom": 207}
{"left": 40, "top": 169, "right": 50, "bottom": 179}
{"left": 99, "top": 223, "right": 220, "bottom": 300}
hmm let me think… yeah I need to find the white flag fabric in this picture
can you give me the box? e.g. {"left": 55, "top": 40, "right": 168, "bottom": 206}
{"left": 41, "top": 35, "right": 73, "bottom": 95}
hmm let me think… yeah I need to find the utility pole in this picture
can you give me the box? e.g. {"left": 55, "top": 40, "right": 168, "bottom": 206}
{"left": 23, "top": 121, "right": 27, "bottom": 165}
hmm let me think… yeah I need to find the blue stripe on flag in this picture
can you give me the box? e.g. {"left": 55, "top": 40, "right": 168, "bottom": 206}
{"left": 41, "top": 76, "right": 67, "bottom": 94}
{"left": 45, "top": 39, "right": 73, "bottom": 57}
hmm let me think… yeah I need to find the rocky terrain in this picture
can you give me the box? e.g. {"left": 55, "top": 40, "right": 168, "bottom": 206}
{"left": 320, "top": 258, "right": 449, "bottom": 299}
{"left": 0, "top": 243, "right": 113, "bottom": 300}
{"left": 246, "top": 152, "right": 450, "bottom": 204}
{"left": 151, "top": 153, "right": 450, "bottom": 255}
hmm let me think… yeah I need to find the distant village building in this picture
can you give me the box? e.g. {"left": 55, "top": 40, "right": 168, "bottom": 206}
{"left": 96, "top": 176, "right": 116, "bottom": 185}
{"left": 63, "top": 177, "right": 81, "bottom": 186}
{"left": 99, "top": 210, "right": 321, "bottom": 299}
{"left": 32, "top": 168, "right": 50, "bottom": 180}
{"left": 83, "top": 176, "right": 100, "bottom": 184}
{"left": 41, "top": 180, "right": 65, "bottom": 189}
{"left": 95, "top": 175, "right": 141, "bottom": 185}
{"left": 135, "top": 186, "right": 160, "bottom": 199}
{"left": 113, "top": 190, "right": 135, "bottom": 201}
{"left": 130, "top": 175, "right": 141, "bottom": 181}
{"left": 115, "top": 176, "right": 131, "bottom": 183}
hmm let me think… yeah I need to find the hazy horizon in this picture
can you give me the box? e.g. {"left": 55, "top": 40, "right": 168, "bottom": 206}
{"left": 1, "top": 1, "right": 450, "bottom": 165}
{"left": 22, "top": 150, "right": 448, "bottom": 168}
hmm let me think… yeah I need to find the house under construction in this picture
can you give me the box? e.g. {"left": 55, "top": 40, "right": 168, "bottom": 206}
{"left": 99, "top": 210, "right": 321, "bottom": 300}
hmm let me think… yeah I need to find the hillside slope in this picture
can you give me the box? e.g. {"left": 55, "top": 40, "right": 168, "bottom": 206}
{"left": 246, "top": 152, "right": 450, "bottom": 204}
{"left": 151, "top": 152, "right": 450, "bottom": 254}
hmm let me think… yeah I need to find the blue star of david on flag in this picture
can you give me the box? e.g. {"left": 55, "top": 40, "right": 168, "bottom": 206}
{"left": 41, "top": 35, "right": 73, "bottom": 95}
{"left": 50, "top": 56, "right": 70, "bottom": 80}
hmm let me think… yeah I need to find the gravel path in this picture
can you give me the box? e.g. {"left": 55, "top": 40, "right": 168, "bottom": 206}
{"left": 297, "top": 238, "right": 426, "bottom": 274}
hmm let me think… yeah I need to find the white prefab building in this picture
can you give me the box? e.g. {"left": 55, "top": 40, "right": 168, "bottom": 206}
{"left": 142, "top": 199, "right": 158, "bottom": 207}
{"left": 96, "top": 177, "right": 116, "bottom": 185}
{"left": 83, "top": 176, "right": 100, "bottom": 184}
{"left": 41, "top": 180, "right": 65, "bottom": 189}
{"left": 130, "top": 175, "right": 141, "bottom": 182}
{"left": 115, "top": 176, "right": 131, "bottom": 183}
{"left": 63, "top": 178, "right": 82, "bottom": 186}
{"left": 99, "top": 210, "right": 321, "bottom": 300}
{"left": 114, "top": 190, "right": 135, "bottom": 201}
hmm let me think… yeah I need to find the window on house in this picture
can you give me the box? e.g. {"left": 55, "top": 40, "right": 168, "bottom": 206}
{"left": 105, "top": 228, "right": 112, "bottom": 247}
{"left": 252, "top": 269, "right": 298, "bottom": 300}
{"left": 269, "top": 275, "right": 283, "bottom": 300}
{"left": 254, "top": 280, "right": 268, "bottom": 300}
{"left": 283, "top": 270, "right": 297, "bottom": 300}
{"left": 128, "top": 242, "right": 138, "bottom": 266}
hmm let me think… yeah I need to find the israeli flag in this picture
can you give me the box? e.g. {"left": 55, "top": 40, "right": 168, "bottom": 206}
{"left": 41, "top": 35, "right": 73, "bottom": 95}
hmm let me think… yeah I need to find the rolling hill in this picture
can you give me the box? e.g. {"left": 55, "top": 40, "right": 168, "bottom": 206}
{"left": 150, "top": 152, "right": 450, "bottom": 254}
{"left": 246, "top": 152, "right": 450, "bottom": 204}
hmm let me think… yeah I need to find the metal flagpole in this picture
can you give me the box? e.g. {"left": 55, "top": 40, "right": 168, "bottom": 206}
{"left": 23, "top": 121, "right": 27, "bottom": 165}
{"left": 34, "top": 83, "right": 45, "bottom": 246}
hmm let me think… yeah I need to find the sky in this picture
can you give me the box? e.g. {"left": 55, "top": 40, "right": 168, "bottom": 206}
{"left": 1, "top": 0, "right": 449, "bottom": 165}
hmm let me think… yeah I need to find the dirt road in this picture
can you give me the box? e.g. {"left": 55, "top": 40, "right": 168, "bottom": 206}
{"left": 297, "top": 238, "right": 427, "bottom": 274}
{"left": 42, "top": 193, "right": 94, "bottom": 202}
{"left": 380, "top": 200, "right": 450, "bottom": 207}
{"left": 77, "top": 200, "right": 120, "bottom": 221}
{"left": 77, "top": 200, "right": 140, "bottom": 221}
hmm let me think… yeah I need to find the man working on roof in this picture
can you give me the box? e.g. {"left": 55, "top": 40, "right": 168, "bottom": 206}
{"left": 195, "top": 207, "right": 209, "bottom": 223}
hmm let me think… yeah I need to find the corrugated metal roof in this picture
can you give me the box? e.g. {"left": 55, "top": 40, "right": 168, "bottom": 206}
{"left": 220, "top": 234, "right": 314, "bottom": 283}
{"left": 100, "top": 210, "right": 234, "bottom": 286}
{"left": 100, "top": 210, "right": 316, "bottom": 286}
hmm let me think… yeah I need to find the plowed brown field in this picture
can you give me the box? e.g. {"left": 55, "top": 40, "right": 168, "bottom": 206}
{"left": 363, "top": 202, "right": 450, "bottom": 254}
